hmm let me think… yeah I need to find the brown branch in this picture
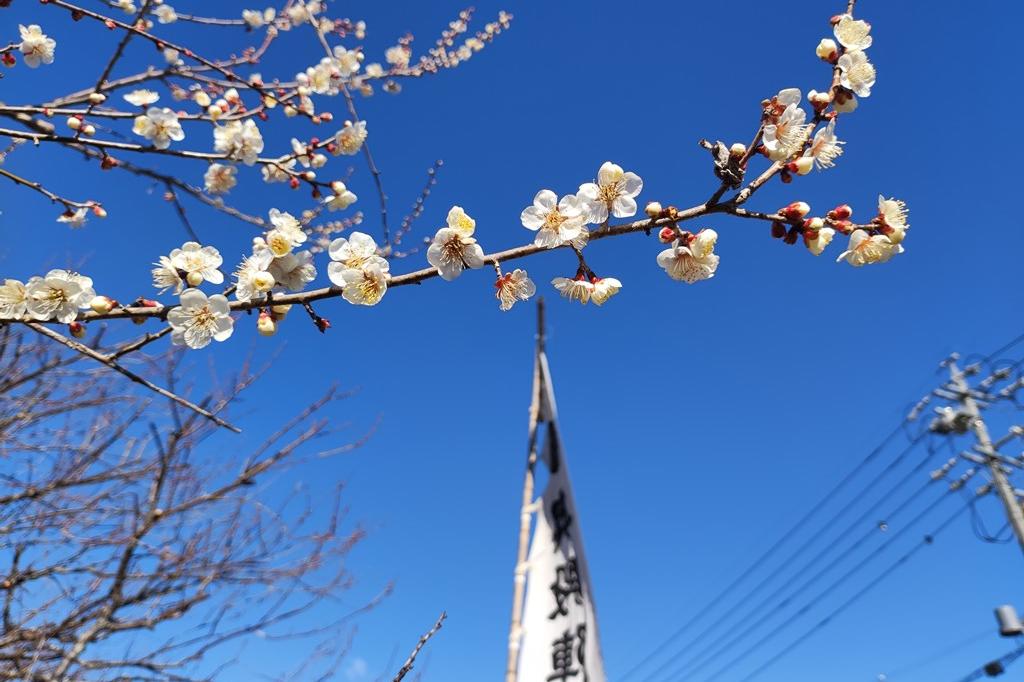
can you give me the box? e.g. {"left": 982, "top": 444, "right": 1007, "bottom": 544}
{"left": 392, "top": 612, "right": 446, "bottom": 682}
{"left": 24, "top": 322, "right": 239, "bottom": 432}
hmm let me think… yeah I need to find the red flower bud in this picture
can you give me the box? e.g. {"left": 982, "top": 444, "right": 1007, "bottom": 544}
{"left": 289, "top": 177, "right": 300, "bottom": 189}
{"left": 780, "top": 170, "right": 793, "bottom": 184}
{"left": 770, "top": 221, "right": 787, "bottom": 239}
{"left": 829, "top": 204, "right": 852, "bottom": 220}
{"left": 783, "top": 226, "right": 801, "bottom": 244}
{"left": 658, "top": 227, "right": 676, "bottom": 243}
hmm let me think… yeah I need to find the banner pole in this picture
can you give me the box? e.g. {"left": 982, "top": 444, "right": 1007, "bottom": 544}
{"left": 505, "top": 298, "right": 546, "bottom": 682}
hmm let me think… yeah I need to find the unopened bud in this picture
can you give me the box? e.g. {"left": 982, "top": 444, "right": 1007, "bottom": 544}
{"left": 783, "top": 226, "right": 800, "bottom": 245}
{"left": 658, "top": 226, "right": 676, "bottom": 243}
{"left": 789, "top": 156, "right": 814, "bottom": 176}
{"left": 253, "top": 271, "right": 276, "bottom": 292}
{"left": 186, "top": 271, "right": 204, "bottom": 287}
{"left": 808, "top": 90, "right": 832, "bottom": 111}
{"left": 803, "top": 216, "right": 825, "bottom": 232}
{"left": 770, "top": 221, "right": 787, "bottom": 239}
{"left": 829, "top": 204, "right": 852, "bottom": 220}
{"left": 834, "top": 90, "right": 858, "bottom": 113}
{"left": 81, "top": 124, "right": 96, "bottom": 137}
{"left": 66, "top": 116, "right": 82, "bottom": 131}
{"left": 256, "top": 311, "right": 277, "bottom": 336}
{"left": 645, "top": 201, "right": 663, "bottom": 218}
{"left": 311, "top": 153, "right": 328, "bottom": 168}
{"left": 88, "top": 92, "right": 107, "bottom": 105}
{"left": 320, "top": 111, "right": 333, "bottom": 122}
{"left": 302, "top": 171, "right": 316, "bottom": 181}
{"left": 207, "top": 105, "right": 222, "bottom": 121}
{"left": 69, "top": 321, "right": 86, "bottom": 338}
{"left": 89, "top": 295, "right": 116, "bottom": 314}
{"left": 289, "top": 177, "right": 300, "bottom": 189}
{"left": 284, "top": 105, "right": 298, "bottom": 118}
{"left": 781, "top": 201, "right": 811, "bottom": 220}
{"left": 193, "top": 90, "right": 211, "bottom": 107}
{"left": 729, "top": 142, "right": 747, "bottom": 157}
{"left": 271, "top": 303, "right": 291, "bottom": 320}
{"left": 831, "top": 219, "right": 853, "bottom": 235}
{"left": 816, "top": 38, "right": 838, "bottom": 61}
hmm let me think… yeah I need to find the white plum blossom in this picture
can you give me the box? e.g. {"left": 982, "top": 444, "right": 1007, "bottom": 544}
{"left": 495, "top": 269, "right": 536, "bottom": 311}
{"left": 324, "top": 181, "right": 358, "bottom": 211}
{"left": 328, "top": 232, "right": 390, "bottom": 305}
{"left": 242, "top": 8, "right": 275, "bottom": 28}
{"left": 327, "top": 232, "right": 388, "bottom": 283}
{"left": 333, "top": 45, "right": 362, "bottom": 76}
{"left": 426, "top": 206, "right": 485, "bottom": 281}
{"left": 385, "top": 45, "right": 410, "bottom": 68}
{"left": 520, "top": 190, "right": 588, "bottom": 249}
{"left": 877, "top": 195, "right": 909, "bottom": 244}
{"left": 577, "top": 162, "right": 643, "bottom": 223}
{"left": 338, "top": 261, "right": 388, "bottom": 306}
{"left": 213, "top": 119, "right": 264, "bottom": 165}
{"left": 19, "top": 25, "right": 56, "bottom": 68}
{"left": 57, "top": 208, "right": 89, "bottom": 228}
{"left": 203, "top": 163, "right": 237, "bottom": 194}
{"left": 805, "top": 227, "right": 836, "bottom": 256}
{"left": 590, "top": 277, "right": 622, "bottom": 306}
{"left": 552, "top": 277, "right": 593, "bottom": 305}
{"left": 334, "top": 120, "right": 368, "bottom": 156}
{"left": 170, "top": 242, "right": 224, "bottom": 287}
{"left": 265, "top": 209, "right": 306, "bottom": 256}
{"left": 133, "top": 108, "right": 185, "bottom": 149}
{"left": 838, "top": 50, "right": 876, "bottom": 98}
{"left": 152, "top": 256, "right": 183, "bottom": 294}
{"left": 0, "top": 279, "right": 28, "bottom": 319}
{"left": 261, "top": 156, "right": 295, "bottom": 182}
{"left": 124, "top": 89, "right": 159, "bottom": 107}
{"left": 167, "top": 289, "right": 234, "bottom": 349}
{"left": 233, "top": 248, "right": 275, "bottom": 302}
{"left": 269, "top": 250, "right": 317, "bottom": 291}
{"left": 803, "top": 119, "right": 844, "bottom": 170}
{"left": 657, "top": 230, "right": 720, "bottom": 284}
{"left": 25, "top": 270, "right": 95, "bottom": 323}
{"left": 764, "top": 93, "right": 812, "bottom": 161}
{"left": 835, "top": 229, "right": 903, "bottom": 266}
{"left": 154, "top": 4, "right": 177, "bottom": 23}
{"left": 833, "top": 14, "right": 872, "bottom": 51}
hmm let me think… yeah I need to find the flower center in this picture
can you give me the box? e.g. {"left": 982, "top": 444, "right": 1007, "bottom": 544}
{"left": 598, "top": 183, "right": 620, "bottom": 204}
{"left": 543, "top": 210, "right": 566, "bottom": 231}
{"left": 849, "top": 62, "right": 875, "bottom": 84}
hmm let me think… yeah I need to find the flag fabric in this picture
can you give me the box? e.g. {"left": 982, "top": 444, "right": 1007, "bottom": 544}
{"left": 515, "top": 351, "right": 606, "bottom": 682}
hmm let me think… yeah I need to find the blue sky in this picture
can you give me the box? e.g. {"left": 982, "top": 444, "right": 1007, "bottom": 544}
{"left": 2, "top": 0, "right": 1023, "bottom": 681}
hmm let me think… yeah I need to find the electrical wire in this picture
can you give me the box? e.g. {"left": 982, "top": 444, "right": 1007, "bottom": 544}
{"left": 656, "top": 440, "right": 947, "bottom": 682}
{"left": 617, "top": 421, "right": 912, "bottom": 681}
{"left": 688, "top": 484, "right": 970, "bottom": 681}
{"left": 951, "top": 640, "right": 1024, "bottom": 682}
{"left": 732, "top": 498, "right": 975, "bottom": 682}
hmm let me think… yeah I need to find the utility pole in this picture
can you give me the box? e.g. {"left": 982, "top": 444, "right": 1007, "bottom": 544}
{"left": 931, "top": 354, "right": 1024, "bottom": 558}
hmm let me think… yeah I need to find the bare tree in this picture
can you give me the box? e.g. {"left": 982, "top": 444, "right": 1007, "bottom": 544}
{"left": 0, "top": 326, "right": 381, "bottom": 681}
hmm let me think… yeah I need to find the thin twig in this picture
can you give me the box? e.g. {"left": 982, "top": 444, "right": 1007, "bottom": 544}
{"left": 392, "top": 612, "right": 446, "bottom": 682}
{"left": 25, "top": 322, "right": 239, "bottom": 432}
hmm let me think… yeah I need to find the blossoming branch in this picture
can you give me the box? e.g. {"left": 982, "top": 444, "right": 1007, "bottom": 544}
{"left": 0, "top": 0, "right": 907, "bottom": 429}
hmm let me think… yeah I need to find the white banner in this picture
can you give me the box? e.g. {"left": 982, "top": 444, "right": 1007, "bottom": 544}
{"left": 516, "top": 353, "right": 605, "bottom": 682}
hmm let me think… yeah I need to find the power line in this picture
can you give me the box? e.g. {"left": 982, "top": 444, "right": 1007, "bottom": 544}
{"left": 700, "top": 482, "right": 978, "bottom": 682}
{"left": 618, "top": 332, "right": 1024, "bottom": 682}
{"left": 618, "top": 421, "right": 912, "bottom": 681}
{"left": 951, "top": 641, "right": 1024, "bottom": 682}
{"left": 733, "top": 497, "right": 977, "bottom": 682}
{"left": 657, "top": 441, "right": 949, "bottom": 682}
